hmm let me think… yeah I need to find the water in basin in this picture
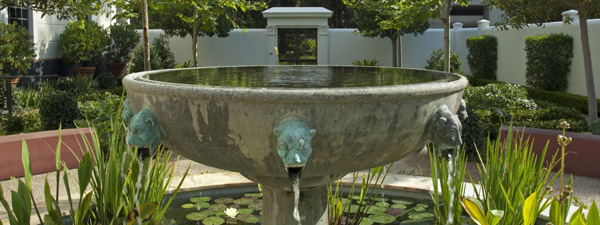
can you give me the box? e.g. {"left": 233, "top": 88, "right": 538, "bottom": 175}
{"left": 147, "top": 66, "right": 457, "bottom": 88}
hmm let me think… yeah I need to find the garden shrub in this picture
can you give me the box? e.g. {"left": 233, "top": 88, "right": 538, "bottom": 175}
{"left": 525, "top": 87, "right": 600, "bottom": 115}
{"left": 463, "top": 83, "right": 588, "bottom": 139}
{"left": 76, "top": 92, "right": 123, "bottom": 151}
{"left": 40, "top": 91, "right": 80, "bottom": 130}
{"left": 466, "top": 35, "right": 497, "bottom": 80}
{"left": 0, "top": 22, "right": 35, "bottom": 75}
{"left": 464, "top": 83, "right": 537, "bottom": 112}
{"left": 97, "top": 72, "right": 117, "bottom": 89}
{"left": 525, "top": 33, "right": 573, "bottom": 91}
{"left": 3, "top": 115, "right": 24, "bottom": 134}
{"left": 106, "top": 24, "right": 140, "bottom": 63}
{"left": 59, "top": 20, "right": 109, "bottom": 66}
{"left": 460, "top": 107, "right": 484, "bottom": 158}
{"left": 352, "top": 59, "right": 379, "bottom": 66}
{"left": 56, "top": 77, "right": 80, "bottom": 96}
{"left": 129, "top": 34, "right": 176, "bottom": 73}
{"left": 425, "top": 49, "right": 464, "bottom": 75}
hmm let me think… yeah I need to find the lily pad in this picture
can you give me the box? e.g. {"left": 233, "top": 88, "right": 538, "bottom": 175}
{"left": 248, "top": 202, "right": 263, "bottom": 211}
{"left": 411, "top": 203, "right": 429, "bottom": 211}
{"left": 238, "top": 208, "right": 254, "bottom": 215}
{"left": 208, "top": 204, "right": 228, "bottom": 212}
{"left": 202, "top": 216, "right": 225, "bottom": 225}
{"left": 233, "top": 198, "right": 254, "bottom": 205}
{"left": 407, "top": 211, "right": 434, "bottom": 220}
{"left": 186, "top": 212, "right": 207, "bottom": 221}
{"left": 194, "top": 202, "right": 210, "bottom": 209}
{"left": 214, "top": 198, "right": 234, "bottom": 205}
{"left": 366, "top": 206, "right": 387, "bottom": 214}
{"left": 358, "top": 217, "right": 374, "bottom": 225}
{"left": 375, "top": 202, "right": 390, "bottom": 208}
{"left": 369, "top": 214, "right": 396, "bottom": 224}
{"left": 244, "top": 193, "right": 262, "bottom": 198}
{"left": 238, "top": 214, "right": 260, "bottom": 223}
{"left": 371, "top": 197, "right": 389, "bottom": 202}
{"left": 181, "top": 203, "right": 195, "bottom": 209}
{"left": 228, "top": 204, "right": 242, "bottom": 209}
{"left": 391, "top": 198, "right": 415, "bottom": 205}
{"left": 399, "top": 219, "right": 432, "bottom": 225}
{"left": 391, "top": 204, "right": 407, "bottom": 209}
{"left": 190, "top": 196, "right": 211, "bottom": 203}
{"left": 334, "top": 198, "right": 353, "bottom": 205}
{"left": 347, "top": 204, "right": 361, "bottom": 214}
{"left": 385, "top": 208, "right": 405, "bottom": 216}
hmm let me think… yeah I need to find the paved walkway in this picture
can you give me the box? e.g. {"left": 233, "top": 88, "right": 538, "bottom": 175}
{"left": 2, "top": 148, "right": 599, "bottom": 224}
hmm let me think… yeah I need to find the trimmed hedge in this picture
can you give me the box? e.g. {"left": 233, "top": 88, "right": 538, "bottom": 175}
{"left": 466, "top": 35, "right": 498, "bottom": 80}
{"left": 525, "top": 33, "right": 573, "bottom": 91}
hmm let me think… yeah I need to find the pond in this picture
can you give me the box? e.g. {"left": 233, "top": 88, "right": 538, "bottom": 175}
{"left": 161, "top": 186, "right": 470, "bottom": 225}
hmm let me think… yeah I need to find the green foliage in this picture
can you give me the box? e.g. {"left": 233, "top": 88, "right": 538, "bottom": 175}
{"left": 0, "top": 22, "right": 36, "bottom": 75}
{"left": 328, "top": 164, "right": 392, "bottom": 225}
{"left": 59, "top": 20, "right": 109, "bottom": 66}
{"left": 464, "top": 83, "right": 589, "bottom": 138}
{"left": 96, "top": 72, "right": 117, "bottom": 89}
{"left": 525, "top": 33, "right": 573, "bottom": 91}
{"left": 106, "top": 24, "right": 140, "bottom": 63}
{"left": 461, "top": 107, "right": 484, "bottom": 158}
{"left": 352, "top": 59, "right": 379, "bottom": 66}
{"left": 74, "top": 75, "right": 95, "bottom": 96}
{"left": 39, "top": 91, "right": 80, "bottom": 130}
{"left": 465, "top": 126, "right": 558, "bottom": 225}
{"left": 430, "top": 147, "right": 467, "bottom": 225}
{"left": 75, "top": 92, "right": 122, "bottom": 151}
{"left": 56, "top": 77, "right": 80, "bottom": 96}
{"left": 525, "top": 87, "right": 600, "bottom": 115}
{"left": 466, "top": 35, "right": 497, "bottom": 80}
{"left": 465, "top": 83, "right": 537, "bottom": 112}
{"left": 424, "top": 49, "right": 464, "bottom": 75}
{"left": 129, "top": 35, "right": 176, "bottom": 73}
{"left": 3, "top": 115, "right": 24, "bottom": 134}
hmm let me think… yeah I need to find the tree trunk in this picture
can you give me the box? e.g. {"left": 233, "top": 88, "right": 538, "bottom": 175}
{"left": 142, "top": 0, "right": 150, "bottom": 71}
{"left": 192, "top": 8, "right": 198, "bottom": 67}
{"left": 398, "top": 32, "right": 402, "bottom": 67}
{"left": 578, "top": 14, "right": 598, "bottom": 122}
{"left": 391, "top": 36, "right": 398, "bottom": 67}
{"left": 441, "top": 1, "right": 451, "bottom": 72}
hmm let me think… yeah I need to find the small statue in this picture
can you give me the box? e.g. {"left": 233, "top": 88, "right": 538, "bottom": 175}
{"left": 121, "top": 98, "right": 134, "bottom": 124}
{"left": 127, "top": 105, "right": 166, "bottom": 156}
{"left": 428, "top": 105, "right": 463, "bottom": 153}
{"left": 273, "top": 116, "right": 316, "bottom": 169}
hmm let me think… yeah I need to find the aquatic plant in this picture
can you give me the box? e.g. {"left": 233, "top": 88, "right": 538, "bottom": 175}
{"left": 429, "top": 146, "right": 467, "bottom": 225}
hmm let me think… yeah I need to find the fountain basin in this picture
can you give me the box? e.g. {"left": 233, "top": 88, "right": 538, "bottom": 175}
{"left": 123, "top": 66, "right": 466, "bottom": 189}
{"left": 123, "top": 65, "right": 467, "bottom": 225}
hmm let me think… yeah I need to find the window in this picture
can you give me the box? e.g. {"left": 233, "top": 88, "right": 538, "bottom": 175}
{"left": 8, "top": 6, "right": 30, "bottom": 30}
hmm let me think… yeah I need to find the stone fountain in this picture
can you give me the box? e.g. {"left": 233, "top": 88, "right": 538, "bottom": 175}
{"left": 122, "top": 66, "right": 467, "bottom": 225}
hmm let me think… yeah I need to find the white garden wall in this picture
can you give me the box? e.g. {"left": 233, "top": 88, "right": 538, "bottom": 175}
{"left": 154, "top": 12, "right": 600, "bottom": 98}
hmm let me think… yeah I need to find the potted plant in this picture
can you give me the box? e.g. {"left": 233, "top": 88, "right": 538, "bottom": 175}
{"left": 59, "top": 20, "right": 109, "bottom": 77}
{"left": 0, "top": 23, "right": 36, "bottom": 84}
{"left": 106, "top": 23, "right": 140, "bottom": 77}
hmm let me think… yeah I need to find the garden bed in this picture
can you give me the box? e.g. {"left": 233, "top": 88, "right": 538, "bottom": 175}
{"left": 0, "top": 127, "right": 94, "bottom": 180}
{"left": 500, "top": 125, "right": 600, "bottom": 179}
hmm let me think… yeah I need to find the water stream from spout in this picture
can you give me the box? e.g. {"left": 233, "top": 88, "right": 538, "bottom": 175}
{"left": 446, "top": 152, "right": 455, "bottom": 225}
{"left": 288, "top": 168, "right": 303, "bottom": 225}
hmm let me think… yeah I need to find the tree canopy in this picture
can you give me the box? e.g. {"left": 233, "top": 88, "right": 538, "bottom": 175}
{"left": 1, "top": 0, "right": 108, "bottom": 20}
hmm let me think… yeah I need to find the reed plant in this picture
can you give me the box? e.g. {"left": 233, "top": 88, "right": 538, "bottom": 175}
{"left": 0, "top": 95, "right": 188, "bottom": 225}
{"left": 327, "top": 164, "right": 392, "bottom": 225}
{"left": 464, "top": 126, "right": 558, "bottom": 225}
{"left": 429, "top": 146, "right": 468, "bottom": 225}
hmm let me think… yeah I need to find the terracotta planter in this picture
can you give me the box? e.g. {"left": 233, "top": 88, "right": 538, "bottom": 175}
{"left": 106, "top": 62, "right": 128, "bottom": 77}
{"left": 500, "top": 125, "right": 600, "bottom": 178}
{"left": 10, "top": 77, "right": 19, "bottom": 86}
{"left": 0, "top": 128, "right": 94, "bottom": 180}
{"left": 72, "top": 66, "right": 96, "bottom": 77}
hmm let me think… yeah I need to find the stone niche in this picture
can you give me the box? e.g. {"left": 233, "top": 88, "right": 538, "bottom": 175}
{"left": 262, "top": 7, "right": 332, "bottom": 65}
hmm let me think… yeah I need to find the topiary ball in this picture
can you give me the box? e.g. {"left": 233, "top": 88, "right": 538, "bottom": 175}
{"left": 57, "top": 77, "right": 80, "bottom": 96}
{"left": 97, "top": 72, "right": 117, "bottom": 89}
{"left": 40, "top": 90, "right": 80, "bottom": 130}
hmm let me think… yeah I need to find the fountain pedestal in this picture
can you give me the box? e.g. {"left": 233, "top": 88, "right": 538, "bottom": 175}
{"left": 262, "top": 186, "right": 328, "bottom": 225}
